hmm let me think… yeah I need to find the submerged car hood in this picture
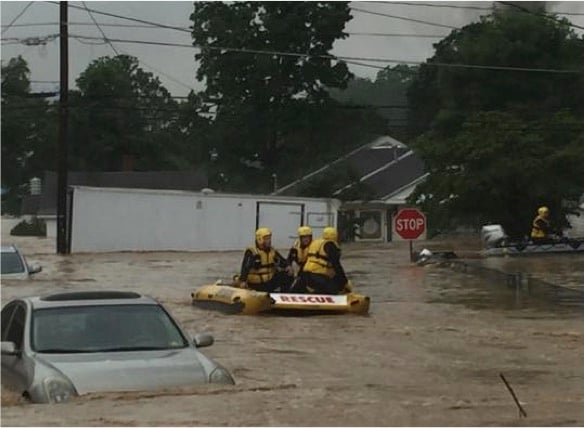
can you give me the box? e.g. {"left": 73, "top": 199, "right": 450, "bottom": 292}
{"left": 36, "top": 348, "right": 209, "bottom": 394}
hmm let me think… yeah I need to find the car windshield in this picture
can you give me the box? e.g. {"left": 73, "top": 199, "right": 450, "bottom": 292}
{"left": 31, "top": 304, "right": 189, "bottom": 353}
{"left": 1, "top": 251, "right": 25, "bottom": 274}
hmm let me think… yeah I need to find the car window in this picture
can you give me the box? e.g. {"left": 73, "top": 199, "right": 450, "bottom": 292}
{"left": 1, "top": 252, "right": 25, "bottom": 275}
{"left": 5, "top": 305, "right": 26, "bottom": 349}
{"left": 31, "top": 304, "right": 189, "bottom": 353}
{"left": 1, "top": 303, "right": 17, "bottom": 340}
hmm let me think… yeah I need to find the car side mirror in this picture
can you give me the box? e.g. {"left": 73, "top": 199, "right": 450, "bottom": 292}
{"left": 29, "top": 265, "right": 42, "bottom": 275}
{"left": 193, "top": 333, "right": 214, "bottom": 348}
{"left": 1, "top": 341, "right": 18, "bottom": 355}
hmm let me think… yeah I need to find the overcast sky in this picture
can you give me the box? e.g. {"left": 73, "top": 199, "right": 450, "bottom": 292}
{"left": 1, "top": 1, "right": 583, "bottom": 96}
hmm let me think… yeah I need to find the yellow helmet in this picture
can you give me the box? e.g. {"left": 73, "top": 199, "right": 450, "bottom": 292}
{"left": 255, "top": 227, "right": 272, "bottom": 245}
{"left": 322, "top": 227, "right": 338, "bottom": 242}
{"left": 537, "top": 206, "right": 549, "bottom": 216}
{"left": 298, "top": 226, "right": 312, "bottom": 237}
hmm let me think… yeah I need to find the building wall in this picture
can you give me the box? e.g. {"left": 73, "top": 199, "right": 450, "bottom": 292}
{"left": 70, "top": 187, "right": 339, "bottom": 253}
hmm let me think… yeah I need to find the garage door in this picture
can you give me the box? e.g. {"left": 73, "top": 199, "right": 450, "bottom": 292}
{"left": 257, "top": 202, "right": 304, "bottom": 250}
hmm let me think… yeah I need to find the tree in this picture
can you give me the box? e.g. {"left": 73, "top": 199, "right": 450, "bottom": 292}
{"left": 190, "top": 2, "right": 353, "bottom": 191}
{"left": 328, "top": 64, "right": 418, "bottom": 140}
{"left": 406, "top": 9, "right": 584, "bottom": 238}
{"left": 1, "top": 56, "right": 53, "bottom": 214}
{"left": 71, "top": 55, "right": 196, "bottom": 171}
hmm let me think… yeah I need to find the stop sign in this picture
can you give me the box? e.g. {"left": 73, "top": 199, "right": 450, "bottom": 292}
{"left": 394, "top": 208, "right": 426, "bottom": 240}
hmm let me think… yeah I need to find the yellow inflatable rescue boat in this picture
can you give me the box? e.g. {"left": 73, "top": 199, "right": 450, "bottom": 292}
{"left": 191, "top": 283, "right": 272, "bottom": 315}
{"left": 191, "top": 282, "right": 369, "bottom": 315}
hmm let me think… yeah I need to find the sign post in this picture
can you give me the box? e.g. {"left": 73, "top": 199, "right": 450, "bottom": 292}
{"left": 393, "top": 208, "right": 427, "bottom": 262}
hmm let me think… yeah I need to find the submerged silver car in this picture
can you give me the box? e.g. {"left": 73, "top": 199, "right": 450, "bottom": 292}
{"left": 1, "top": 291, "right": 234, "bottom": 403}
{"left": 1, "top": 244, "right": 42, "bottom": 279}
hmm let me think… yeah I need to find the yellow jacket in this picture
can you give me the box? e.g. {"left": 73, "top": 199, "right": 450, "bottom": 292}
{"left": 245, "top": 246, "right": 276, "bottom": 284}
{"left": 303, "top": 238, "right": 339, "bottom": 278}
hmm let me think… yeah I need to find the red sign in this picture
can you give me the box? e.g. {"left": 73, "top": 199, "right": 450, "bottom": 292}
{"left": 394, "top": 208, "right": 426, "bottom": 240}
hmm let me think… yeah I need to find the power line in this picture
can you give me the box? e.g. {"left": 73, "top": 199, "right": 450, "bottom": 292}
{"left": 347, "top": 31, "right": 446, "bottom": 38}
{"left": 349, "top": 5, "right": 459, "bottom": 29}
{"left": 2, "top": 21, "right": 174, "bottom": 29}
{"left": 127, "top": 55, "right": 196, "bottom": 92}
{"left": 69, "top": 34, "right": 583, "bottom": 74}
{"left": 54, "top": 1, "right": 460, "bottom": 37}
{"left": 365, "top": 2, "right": 494, "bottom": 11}
{"left": 1, "top": 34, "right": 59, "bottom": 46}
{"left": 1, "top": 1, "right": 34, "bottom": 36}
{"left": 373, "top": 1, "right": 584, "bottom": 16}
{"left": 3, "top": 31, "right": 581, "bottom": 75}
{"left": 497, "top": 1, "right": 584, "bottom": 30}
{"left": 2, "top": 21, "right": 449, "bottom": 39}
{"left": 78, "top": 3, "right": 195, "bottom": 93}
{"left": 46, "top": 1, "right": 192, "bottom": 33}
{"left": 82, "top": 1, "right": 120, "bottom": 55}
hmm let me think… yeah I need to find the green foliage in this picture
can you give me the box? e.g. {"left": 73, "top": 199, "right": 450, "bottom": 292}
{"left": 407, "top": 9, "right": 584, "bottom": 239}
{"left": 191, "top": 2, "right": 354, "bottom": 190}
{"left": 70, "top": 55, "right": 192, "bottom": 171}
{"left": 70, "top": 55, "right": 210, "bottom": 171}
{"left": 10, "top": 218, "right": 46, "bottom": 236}
{"left": 328, "top": 64, "right": 418, "bottom": 140}
{"left": 1, "top": 56, "right": 53, "bottom": 215}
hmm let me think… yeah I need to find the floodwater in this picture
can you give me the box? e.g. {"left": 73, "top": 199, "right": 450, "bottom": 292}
{"left": 1, "top": 231, "right": 583, "bottom": 427}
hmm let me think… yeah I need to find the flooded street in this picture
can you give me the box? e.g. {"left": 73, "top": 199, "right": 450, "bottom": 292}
{"left": 1, "top": 232, "right": 583, "bottom": 426}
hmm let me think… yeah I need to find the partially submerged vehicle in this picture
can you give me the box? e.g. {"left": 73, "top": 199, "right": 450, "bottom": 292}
{"left": 480, "top": 225, "right": 584, "bottom": 257}
{"left": 191, "top": 281, "right": 370, "bottom": 315}
{"left": 1, "top": 291, "right": 234, "bottom": 403}
{"left": 1, "top": 244, "right": 42, "bottom": 279}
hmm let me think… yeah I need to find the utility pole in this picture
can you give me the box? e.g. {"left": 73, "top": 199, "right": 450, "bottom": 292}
{"left": 57, "top": 1, "right": 69, "bottom": 254}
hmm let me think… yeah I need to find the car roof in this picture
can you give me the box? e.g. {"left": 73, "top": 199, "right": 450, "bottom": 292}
{"left": 21, "top": 291, "right": 160, "bottom": 310}
{"left": 1, "top": 245, "right": 18, "bottom": 253}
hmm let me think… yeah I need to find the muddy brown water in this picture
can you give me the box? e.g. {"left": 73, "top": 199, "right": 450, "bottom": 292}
{"left": 1, "top": 233, "right": 583, "bottom": 426}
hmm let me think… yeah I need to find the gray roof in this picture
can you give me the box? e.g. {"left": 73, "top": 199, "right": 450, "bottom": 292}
{"left": 21, "top": 169, "right": 208, "bottom": 216}
{"left": 273, "top": 135, "right": 426, "bottom": 200}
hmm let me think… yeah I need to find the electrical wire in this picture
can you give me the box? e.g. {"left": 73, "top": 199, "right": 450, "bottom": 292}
{"left": 41, "top": 2, "right": 580, "bottom": 75}
{"left": 125, "top": 55, "right": 196, "bottom": 92}
{"left": 79, "top": 3, "right": 196, "bottom": 93}
{"left": 364, "top": 2, "right": 494, "bottom": 11}
{"left": 46, "top": 1, "right": 192, "bottom": 33}
{"left": 497, "top": 1, "right": 584, "bottom": 30}
{"left": 2, "top": 21, "right": 172, "bottom": 29}
{"left": 1, "top": 21, "right": 449, "bottom": 38}
{"left": 4, "top": 30, "right": 581, "bottom": 75}
{"left": 68, "top": 34, "right": 583, "bottom": 74}
{"left": 349, "top": 5, "right": 459, "bottom": 29}
{"left": 82, "top": 1, "right": 120, "bottom": 55}
{"left": 365, "top": 1, "right": 584, "bottom": 16}
{"left": 1, "top": 1, "right": 34, "bottom": 36}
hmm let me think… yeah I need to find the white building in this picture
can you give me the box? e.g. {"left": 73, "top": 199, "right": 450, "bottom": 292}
{"left": 69, "top": 186, "right": 340, "bottom": 253}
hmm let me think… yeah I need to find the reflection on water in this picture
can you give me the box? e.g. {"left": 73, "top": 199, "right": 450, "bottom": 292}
{"left": 422, "top": 259, "right": 583, "bottom": 314}
{"left": 481, "top": 253, "right": 584, "bottom": 289}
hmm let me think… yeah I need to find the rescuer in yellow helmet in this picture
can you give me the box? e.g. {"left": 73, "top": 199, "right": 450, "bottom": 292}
{"left": 238, "top": 227, "right": 293, "bottom": 292}
{"left": 301, "top": 226, "right": 350, "bottom": 295}
{"left": 287, "top": 226, "right": 313, "bottom": 272}
{"left": 530, "top": 206, "right": 553, "bottom": 242}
